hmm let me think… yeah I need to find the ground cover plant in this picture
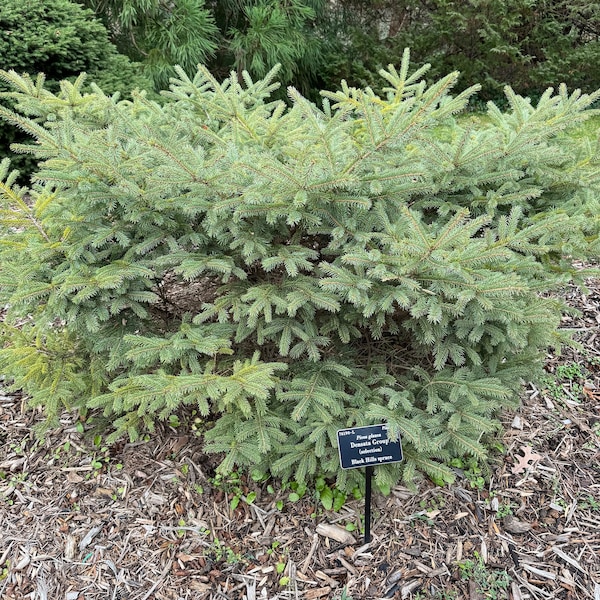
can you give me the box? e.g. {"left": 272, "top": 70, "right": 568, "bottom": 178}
{"left": 0, "top": 52, "right": 599, "bottom": 495}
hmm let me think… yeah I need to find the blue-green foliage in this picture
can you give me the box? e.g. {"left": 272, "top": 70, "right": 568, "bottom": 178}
{"left": 0, "top": 52, "right": 598, "bottom": 491}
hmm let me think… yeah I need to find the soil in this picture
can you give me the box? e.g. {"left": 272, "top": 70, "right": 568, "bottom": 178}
{"left": 1, "top": 277, "right": 599, "bottom": 600}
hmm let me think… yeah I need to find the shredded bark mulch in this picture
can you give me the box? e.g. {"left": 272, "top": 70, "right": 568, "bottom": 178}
{"left": 1, "top": 277, "right": 599, "bottom": 600}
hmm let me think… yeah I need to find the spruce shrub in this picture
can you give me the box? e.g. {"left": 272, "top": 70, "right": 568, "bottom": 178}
{"left": 0, "top": 52, "right": 599, "bottom": 491}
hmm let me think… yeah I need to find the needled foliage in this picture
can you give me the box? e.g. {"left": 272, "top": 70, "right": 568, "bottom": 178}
{"left": 82, "top": 0, "right": 324, "bottom": 92}
{"left": 320, "top": 0, "right": 600, "bottom": 105}
{"left": 77, "top": 0, "right": 600, "bottom": 103}
{"left": 0, "top": 53, "right": 599, "bottom": 492}
{"left": 0, "top": 0, "right": 153, "bottom": 175}
{"left": 83, "top": 0, "right": 219, "bottom": 91}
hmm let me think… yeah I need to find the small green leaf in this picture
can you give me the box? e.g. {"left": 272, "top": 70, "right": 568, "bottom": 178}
{"left": 319, "top": 487, "right": 333, "bottom": 510}
{"left": 251, "top": 470, "right": 265, "bottom": 482}
{"left": 378, "top": 482, "right": 391, "bottom": 496}
{"left": 333, "top": 490, "right": 346, "bottom": 512}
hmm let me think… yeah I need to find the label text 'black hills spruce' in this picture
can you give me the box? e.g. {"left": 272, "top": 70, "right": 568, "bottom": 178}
{"left": 337, "top": 424, "right": 403, "bottom": 470}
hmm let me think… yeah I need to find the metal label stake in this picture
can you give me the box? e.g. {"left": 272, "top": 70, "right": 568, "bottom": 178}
{"left": 337, "top": 423, "right": 403, "bottom": 543}
{"left": 364, "top": 465, "right": 374, "bottom": 543}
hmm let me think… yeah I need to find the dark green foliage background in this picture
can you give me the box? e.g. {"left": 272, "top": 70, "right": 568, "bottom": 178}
{"left": 78, "top": 0, "right": 600, "bottom": 104}
{"left": 320, "top": 0, "right": 600, "bottom": 104}
{"left": 81, "top": 0, "right": 325, "bottom": 92}
{"left": 2, "top": 0, "right": 600, "bottom": 178}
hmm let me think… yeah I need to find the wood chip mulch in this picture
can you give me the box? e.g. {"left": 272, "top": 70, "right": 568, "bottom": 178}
{"left": 1, "top": 276, "right": 600, "bottom": 600}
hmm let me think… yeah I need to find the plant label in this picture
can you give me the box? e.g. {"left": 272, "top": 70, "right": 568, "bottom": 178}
{"left": 337, "top": 423, "right": 403, "bottom": 470}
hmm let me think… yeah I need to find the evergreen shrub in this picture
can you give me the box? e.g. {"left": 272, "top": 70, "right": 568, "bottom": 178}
{"left": 1, "top": 52, "right": 599, "bottom": 491}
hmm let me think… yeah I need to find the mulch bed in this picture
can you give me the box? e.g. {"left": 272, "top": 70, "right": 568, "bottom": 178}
{"left": 1, "top": 277, "right": 599, "bottom": 600}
